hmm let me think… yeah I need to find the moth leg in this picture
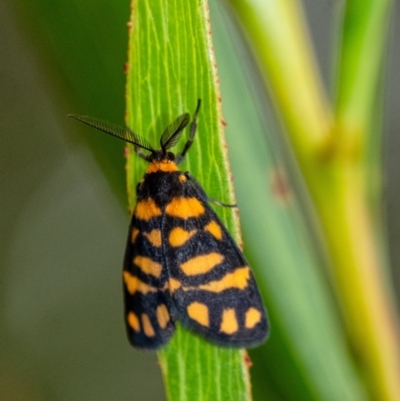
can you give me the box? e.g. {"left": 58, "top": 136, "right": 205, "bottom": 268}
{"left": 207, "top": 197, "right": 237, "bottom": 208}
{"left": 135, "top": 146, "right": 152, "bottom": 161}
{"left": 175, "top": 99, "right": 201, "bottom": 165}
{"left": 185, "top": 172, "right": 237, "bottom": 208}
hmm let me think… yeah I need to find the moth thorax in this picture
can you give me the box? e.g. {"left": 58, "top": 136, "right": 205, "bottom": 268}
{"left": 146, "top": 160, "right": 179, "bottom": 174}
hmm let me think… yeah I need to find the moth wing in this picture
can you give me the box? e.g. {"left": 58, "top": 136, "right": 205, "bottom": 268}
{"left": 163, "top": 184, "right": 268, "bottom": 348}
{"left": 123, "top": 211, "right": 175, "bottom": 349}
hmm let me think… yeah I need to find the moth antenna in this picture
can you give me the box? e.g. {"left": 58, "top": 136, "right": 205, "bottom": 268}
{"left": 160, "top": 113, "right": 190, "bottom": 153}
{"left": 68, "top": 114, "right": 154, "bottom": 152}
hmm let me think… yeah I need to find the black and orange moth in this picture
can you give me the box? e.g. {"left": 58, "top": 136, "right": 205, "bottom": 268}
{"left": 69, "top": 101, "right": 268, "bottom": 349}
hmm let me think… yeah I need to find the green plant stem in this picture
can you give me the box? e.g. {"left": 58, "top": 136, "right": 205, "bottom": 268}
{"left": 312, "top": 158, "right": 400, "bottom": 401}
{"left": 228, "top": 0, "right": 400, "bottom": 399}
{"left": 332, "top": 0, "right": 400, "bottom": 399}
{"left": 336, "top": 0, "right": 392, "bottom": 146}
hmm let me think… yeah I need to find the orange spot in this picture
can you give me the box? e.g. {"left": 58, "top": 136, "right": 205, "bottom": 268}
{"left": 134, "top": 199, "right": 162, "bottom": 221}
{"left": 127, "top": 312, "right": 140, "bottom": 332}
{"left": 156, "top": 304, "right": 170, "bottom": 329}
{"left": 123, "top": 271, "right": 157, "bottom": 295}
{"left": 169, "top": 227, "right": 197, "bottom": 247}
{"left": 220, "top": 308, "right": 238, "bottom": 334}
{"left": 180, "top": 253, "right": 224, "bottom": 276}
{"left": 131, "top": 228, "right": 139, "bottom": 243}
{"left": 167, "top": 278, "right": 181, "bottom": 293}
{"left": 134, "top": 256, "right": 162, "bottom": 278}
{"left": 198, "top": 267, "right": 250, "bottom": 293}
{"left": 146, "top": 160, "right": 178, "bottom": 174}
{"left": 187, "top": 302, "right": 209, "bottom": 327}
{"left": 143, "top": 229, "right": 162, "bottom": 247}
{"left": 245, "top": 307, "right": 262, "bottom": 329}
{"left": 166, "top": 197, "right": 204, "bottom": 219}
{"left": 179, "top": 174, "right": 187, "bottom": 183}
{"left": 141, "top": 314, "right": 155, "bottom": 337}
{"left": 204, "top": 220, "right": 222, "bottom": 240}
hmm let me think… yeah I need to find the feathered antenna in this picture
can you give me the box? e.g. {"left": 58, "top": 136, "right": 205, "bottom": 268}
{"left": 68, "top": 114, "right": 154, "bottom": 152}
{"left": 160, "top": 113, "right": 190, "bottom": 153}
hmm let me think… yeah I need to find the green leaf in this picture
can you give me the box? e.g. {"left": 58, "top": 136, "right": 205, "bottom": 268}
{"left": 159, "top": 327, "right": 250, "bottom": 401}
{"left": 212, "top": 1, "right": 368, "bottom": 400}
{"left": 125, "top": 1, "right": 250, "bottom": 400}
{"left": 226, "top": 0, "right": 400, "bottom": 400}
{"left": 12, "top": 0, "right": 130, "bottom": 201}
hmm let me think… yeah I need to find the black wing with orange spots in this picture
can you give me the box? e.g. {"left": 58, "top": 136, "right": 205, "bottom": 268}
{"left": 123, "top": 201, "right": 175, "bottom": 349}
{"left": 71, "top": 101, "right": 268, "bottom": 350}
{"left": 123, "top": 169, "right": 268, "bottom": 349}
{"left": 162, "top": 176, "right": 268, "bottom": 348}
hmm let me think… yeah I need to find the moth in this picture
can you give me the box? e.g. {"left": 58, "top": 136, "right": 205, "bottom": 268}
{"left": 69, "top": 100, "right": 268, "bottom": 349}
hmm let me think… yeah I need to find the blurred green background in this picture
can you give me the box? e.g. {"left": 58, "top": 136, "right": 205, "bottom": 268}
{"left": 1, "top": 0, "right": 399, "bottom": 400}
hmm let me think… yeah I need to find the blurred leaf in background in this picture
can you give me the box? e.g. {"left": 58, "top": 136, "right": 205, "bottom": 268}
{"left": 0, "top": 0, "right": 165, "bottom": 400}
{"left": 222, "top": 0, "right": 400, "bottom": 400}
{"left": 1, "top": 0, "right": 400, "bottom": 400}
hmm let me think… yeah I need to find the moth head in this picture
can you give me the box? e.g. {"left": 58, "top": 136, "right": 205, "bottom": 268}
{"left": 151, "top": 150, "right": 176, "bottom": 163}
